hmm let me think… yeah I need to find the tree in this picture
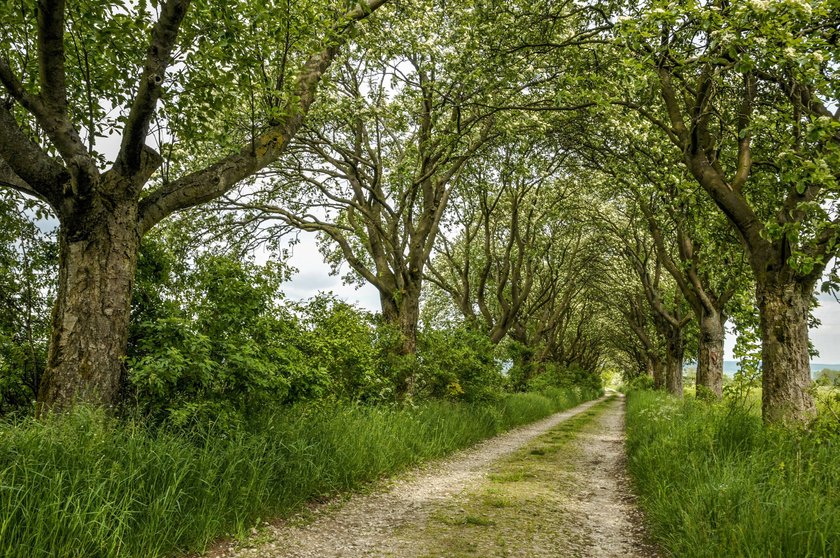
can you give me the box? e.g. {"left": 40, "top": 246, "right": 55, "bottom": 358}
{"left": 615, "top": 0, "right": 840, "bottom": 421}
{"left": 606, "top": 264, "right": 666, "bottom": 387}
{"left": 628, "top": 233, "right": 691, "bottom": 397}
{"left": 600, "top": 203, "right": 691, "bottom": 396}
{"left": 217, "top": 12, "right": 499, "bottom": 371}
{"left": 0, "top": 0, "right": 389, "bottom": 412}
{"left": 569, "top": 83, "right": 740, "bottom": 398}
{"left": 426, "top": 138, "right": 575, "bottom": 344}
{"left": 502, "top": 220, "right": 609, "bottom": 389}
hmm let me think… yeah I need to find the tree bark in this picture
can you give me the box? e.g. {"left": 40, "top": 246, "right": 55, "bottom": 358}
{"left": 36, "top": 199, "right": 141, "bottom": 415}
{"left": 379, "top": 280, "right": 422, "bottom": 397}
{"left": 665, "top": 333, "right": 683, "bottom": 397}
{"left": 756, "top": 280, "right": 816, "bottom": 423}
{"left": 650, "top": 354, "right": 665, "bottom": 390}
{"left": 398, "top": 287, "right": 421, "bottom": 356}
{"left": 696, "top": 310, "right": 725, "bottom": 399}
{"left": 379, "top": 286, "right": 420, "bottom": 356}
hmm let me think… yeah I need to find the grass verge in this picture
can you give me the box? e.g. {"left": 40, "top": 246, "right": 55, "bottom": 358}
{"left": 625, "top": 390, "right": 840, "bottom": 558}
{"left": 0, "top": 387, "right": 598, "bottom": 558}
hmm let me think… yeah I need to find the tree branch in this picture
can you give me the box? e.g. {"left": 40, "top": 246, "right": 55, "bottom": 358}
{"left": 0, "top": 105, "right": 67, "bottom": 208}
{"left": 656, "top": 67, "right": 690, "bottom": 147}
{"left": 613, "top": 101, "right": 681, "bottom": 147}
{"left": 138, "top": 0, "right": 390, "bottom": 234}
{"left": 37, "top": 0, "right": 68, "bottom": 112}
{"left": 732, "top": 72, "right": 755, "bottom": 191}
{"left": 114, "top": 0, "right": 190, "bottom": 180}
{"left": 0, "top": 157, "right": 41, "bottom": 200}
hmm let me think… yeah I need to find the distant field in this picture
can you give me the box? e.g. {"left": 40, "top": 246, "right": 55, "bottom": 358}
{"left": 704, "top": 361, "right": 840, "bottom": 378}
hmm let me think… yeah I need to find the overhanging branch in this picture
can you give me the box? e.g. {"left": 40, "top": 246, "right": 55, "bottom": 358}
{"left": 0, "top": 105, "right": 67, "bottom": 208}
{"left": 114, "top": 0, "right": 190, "bottom": 180}
{"left": 138, "top": 0, "right": 390, "bottom": 234}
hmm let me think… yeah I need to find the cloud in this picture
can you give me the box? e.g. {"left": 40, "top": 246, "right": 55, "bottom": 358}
{"left": 282, "top": 231, "right": 380, "bottom": 311}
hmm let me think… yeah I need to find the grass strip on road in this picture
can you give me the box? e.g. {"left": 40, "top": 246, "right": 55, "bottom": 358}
{"left": 408, "top": 397, "right": 615, "bottom": 558}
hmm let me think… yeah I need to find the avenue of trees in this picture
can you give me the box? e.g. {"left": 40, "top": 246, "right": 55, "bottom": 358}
{"left": 0, "top": 0, "right": 838, "bottom": 424}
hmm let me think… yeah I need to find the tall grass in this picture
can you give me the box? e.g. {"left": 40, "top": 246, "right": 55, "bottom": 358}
{"left": 626, "top": 390, "right": 840, "bottom": 557}
{"left": 0, "top": 387, "right": 597, "bottom": 557}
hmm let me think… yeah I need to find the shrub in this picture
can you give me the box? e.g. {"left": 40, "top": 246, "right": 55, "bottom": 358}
{"left": 416, "top": 325, "right": 504, "bottom": 401}
{"left": 127, "top": 254, "right": 300, "bottom": 427}
{"left": 527, "top": 362, "right": 603, "bottom": 394}
{"left": 293, "top": 294, "right": 390, "bottom": 402}
{"left": 0, "top": 194, "right": 54, "bottom": 415}
{"left": 623, "top": 374, "right": 655, "bottom": 392}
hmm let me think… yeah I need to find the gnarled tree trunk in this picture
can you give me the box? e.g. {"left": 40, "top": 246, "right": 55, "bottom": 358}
{"left": 696, "top": 310, "right": 725, "bottom": 398}
{"left": 665, "top": 333, "right": 683, "bottom": 397}
{"left": 648, "top": 353, "right": 665, "bottom": 390}
{"left": 648, "top": 52, "right": 835, "bottom": 423}
{"left": 756, "top": 281, "right": 816, "bottom": 423}
{"left": 380, "top": 280, "right": 422, "bottom": 397}
{"left": 397, "top": 288, "right": 421, "bottom": 356}
{"left": 37, "top": 199, "right": 141, "bottom": 414}
{"left": 380, "top": 285, "right": 421, "bottom": 356}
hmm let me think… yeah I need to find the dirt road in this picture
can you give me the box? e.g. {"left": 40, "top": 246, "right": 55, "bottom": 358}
{"left": 208, "top": 395, "right": 655, "bottom": 558}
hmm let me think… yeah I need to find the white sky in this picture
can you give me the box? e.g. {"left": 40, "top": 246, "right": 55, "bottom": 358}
{"left": 810, "top": 295, "right": 840, "bottom": 363}
{"left": 280, "top": 231, "right": 380, "bottom": 308}
{"left": 720, "top": 291, "right": 840, "bottom": 364}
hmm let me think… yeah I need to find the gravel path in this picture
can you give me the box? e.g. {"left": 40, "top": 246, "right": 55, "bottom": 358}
{"left": 563, "top": 396, "right": 658, "bottom": 557}
{"left": 206, "top": 395, "right": 653, "bottom": 558}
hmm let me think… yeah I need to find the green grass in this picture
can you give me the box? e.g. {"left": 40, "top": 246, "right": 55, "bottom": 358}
{"left": 0, "top": 388, "right": 598, "bottom": 558}
{"left": 625, "top": 390, "right": 840, "bottom": 558}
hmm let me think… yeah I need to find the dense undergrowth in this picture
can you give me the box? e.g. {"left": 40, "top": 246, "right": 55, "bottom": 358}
{"left": 0, "top": 387, "right": 598, "bottom": 558}
{"left": 626, "top": 390, "right": 840, "bottom": 558}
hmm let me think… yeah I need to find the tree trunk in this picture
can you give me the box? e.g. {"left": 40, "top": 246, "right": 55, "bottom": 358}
{"left": 696, "top": 310, "right": 725, "bottom": 399}
{"left": 513, "top": 351, "right": 535, "bottom": 392}
{"left": 379, "top": 282, "right": 422, "bottom": 398}
{"left": 651, "top": 354, "right": 665, "bottom": 390}
{"left": 37, "top": 200, "right": 141, "bottom": 415}
{"left": 398, "top": 290, "right": 420, "bottom": 356}
{"left": 379, "top": 287, "right": 420, "bottom": 356}
{"left": 665, "top": 334, "right": 683, "bottom": 397}
{"left": 755, "top": 280, "right": 816, "bottom": 423}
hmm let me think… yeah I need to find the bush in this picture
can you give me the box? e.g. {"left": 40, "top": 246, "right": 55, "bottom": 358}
{"left": 127, "top": 254, "right": 301, "bottom": 427}
{"left": 291, "top": 295, "right": 386, "bottom": 402}
{"left": 0, "top": 194, "right": 54, "bottom": 415}
{"left": 124, "top": 242, "right": 601, "bottom": 427}
{"left": 621, "top": 374, "right": 654, "bottom": 393}
{"left": 416, "top": 325, "right": 504, "bottom": 401}
{"left": 526, "top": 362, "right": 603, "bottom": 395}
{"left": 128, "top": 253, "right": 411, "bottom": 424}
